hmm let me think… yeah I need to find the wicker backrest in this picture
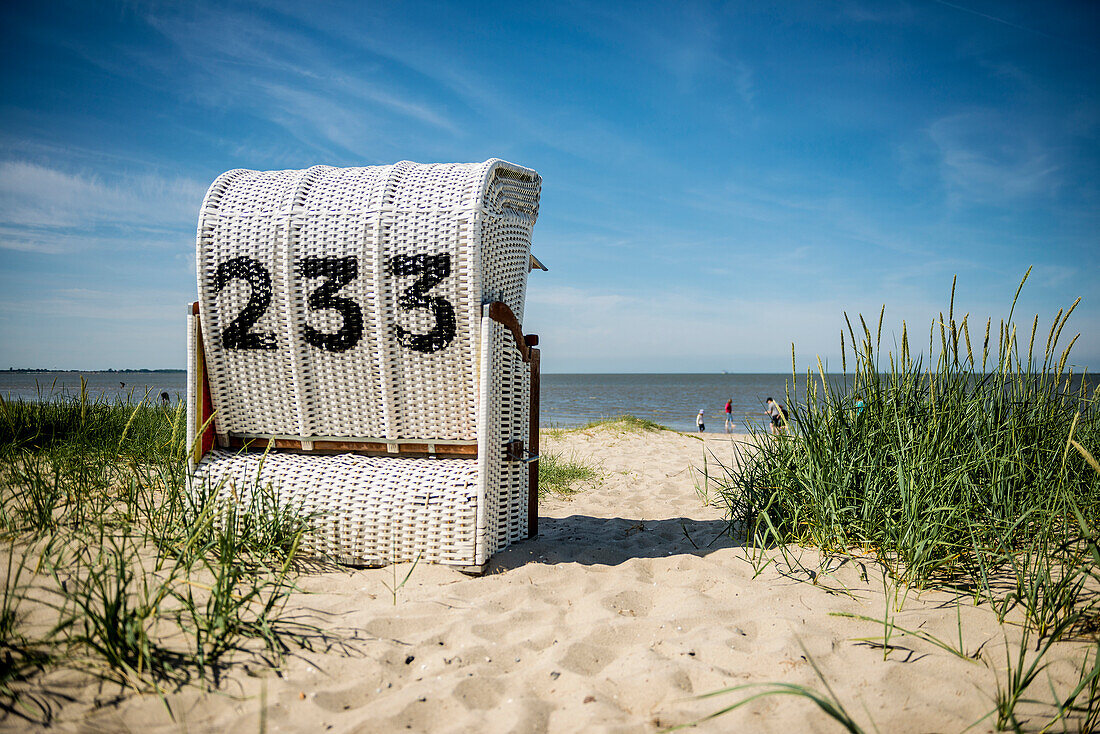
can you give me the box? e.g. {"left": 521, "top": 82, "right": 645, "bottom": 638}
{"left": 195, "top": 160, "right": 540, "bottom": 442}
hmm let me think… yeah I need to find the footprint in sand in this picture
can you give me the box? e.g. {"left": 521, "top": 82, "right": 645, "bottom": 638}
{"left": 583, "top": 623, "right": 648, "bottom": 649}
{"left": 471, "top": 609, "right": 548, "bottom": 641}
{"left": 314, "top": 685, "right": 371, "bottom": 713}
{"left": 452, "top": 675, "right": 505, "bottom": 709}
{"left": 363, "top": 615, "right": 423, "bottom": 641}
{"left": 601, "top": 589, "right": 655, "bottom": 617}
{"left": 558, "top": 642, "right": 617, "bottom": 676}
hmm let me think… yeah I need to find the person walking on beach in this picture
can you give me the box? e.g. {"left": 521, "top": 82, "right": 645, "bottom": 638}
{"left": 696, "top": 409, "right": 705, "bottom": 432}
{"left": 724, "top": 398, "right": 733, "bottom": 433}
{"left": 765, "top": 397, "right": 787, "bottom": 435}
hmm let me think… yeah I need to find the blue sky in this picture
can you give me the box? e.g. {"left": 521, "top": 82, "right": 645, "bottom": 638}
{"left": 1, "top": 0, "right": 1097, "bottom": 372}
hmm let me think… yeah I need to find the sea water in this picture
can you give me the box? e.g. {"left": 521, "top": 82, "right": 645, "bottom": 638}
{"left": 0, "top": 371, "right": 187, "bottom": 406}
{"left": 3, "top": 371, "right": 1092, "bottom": 434}
{"left": 0, "top": 371, "right": 796, "bottom": 432}
{"left": 542, "top": 373, "right": 797, "bottom": 431}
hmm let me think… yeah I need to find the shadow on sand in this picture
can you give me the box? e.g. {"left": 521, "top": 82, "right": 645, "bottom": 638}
{"left": 490, "top": 515, "right": 744, "bottom": 571}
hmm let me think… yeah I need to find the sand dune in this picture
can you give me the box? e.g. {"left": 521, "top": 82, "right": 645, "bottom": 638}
{"left": 23, "top": 425, "right": 1093, "bottom": 732}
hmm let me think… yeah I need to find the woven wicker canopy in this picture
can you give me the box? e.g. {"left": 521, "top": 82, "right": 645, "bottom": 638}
{"left": 195, "top": 159, "right": 540, "bottom": 444}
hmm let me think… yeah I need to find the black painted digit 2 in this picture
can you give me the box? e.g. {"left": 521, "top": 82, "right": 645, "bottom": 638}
{"left": 214, "top": 257, "right": 277, "bottom": 350}
{"left": 388, "top": 254, "right": 457, "bottom": 353}
{"left": 298, "top": 256, "right": 364, "bottom": 352}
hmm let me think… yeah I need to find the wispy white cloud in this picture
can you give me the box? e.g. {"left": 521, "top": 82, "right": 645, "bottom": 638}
{"left": 681, "top": 175, "right": 941, "bottom": 264}
{"left": 928, "top": 112, "right": 1062, "bottom": 204}
{"left": 929, "top": 0, "right": 1061, "bottom": 42}
{"left": 140, "top": 4, "right": 458, "bottom": 155}
{"left": 0, "top": 161, "right": 205, "bottom": 253}
{"left": 257, "top": 83, "right": 379, "bottom": 159}
{"left": 837, "top": 0, "right": 917, "bottom": 24}
{"left": 0, "top": 226, "right": 191, "bottom": 255}
{"left": 0, "top": 285, "right": 189, "bottom": 322}
{"left": 0, "top": 161, "right": 205, "bottom": 228}
{"left": 570, "top": 1, "right": 725, "bottom": 85}
{"left": 526, "top": 285, "right": 634, "bottom": 311}
{"left": 732, "top": 61, "right": 755, "bottom": 109}
{"left": 1028, "top": 264, "right": 1079, "bottom": 289}
{"left": 527, "top": 277, "right": 1097, "bottom": 373}
{"left": 529, "top": 281, "right": 871, "bottom": 372}
{"left": 272, "top": 1, "right": 723, "bottom": 166}
{"left": 0, "top": 285, "right": 191, "bottom": 369}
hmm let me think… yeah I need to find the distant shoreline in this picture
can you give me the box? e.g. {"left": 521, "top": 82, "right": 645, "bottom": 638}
{"left": 3, "top": 369, "right": 1095, "bottom": 377}
{"left": 4, "top": 369, "right": 185, "bottom": 374}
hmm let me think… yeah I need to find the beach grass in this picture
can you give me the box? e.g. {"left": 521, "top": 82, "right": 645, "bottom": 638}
{"left": 0, "top": 389, "right": 318, "bottom": 720}
{"left": 539, "top": 415, "right": 662, "bottom": 496}
{"left": 543, "top": 415, "right": 671, "bottom": 439}
{"left": 538, "top": 452, "right": 600, "bottom": 497}
{"left": 579, "top": 415, "right": 669, "bottom": 433}
{"left": 708, "top": 271, "right": 1100, "bottom": 729}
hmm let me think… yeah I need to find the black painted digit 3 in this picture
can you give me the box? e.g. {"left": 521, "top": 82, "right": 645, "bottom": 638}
{"left": 298, "top": 256, "right": 364, "bottom": 352}
{"left": 388, "top": 253, "right": 457, "bottom": 353}
{"left": 214, "top": 256, "right": 277, "bottom": 350}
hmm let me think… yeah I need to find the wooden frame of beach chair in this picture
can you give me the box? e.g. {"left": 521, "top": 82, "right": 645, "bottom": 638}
{"left": 185, "top": 160, "right": 542, "bottom": 572}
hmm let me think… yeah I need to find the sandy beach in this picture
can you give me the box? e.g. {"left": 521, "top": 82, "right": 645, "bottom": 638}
{"left": 10, "top": 424, "right": 1094, "bottom": 733}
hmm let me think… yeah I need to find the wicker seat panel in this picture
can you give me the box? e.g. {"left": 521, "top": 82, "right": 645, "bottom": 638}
{"left": 194, "top": 450, "right": 480, "bottom": 566}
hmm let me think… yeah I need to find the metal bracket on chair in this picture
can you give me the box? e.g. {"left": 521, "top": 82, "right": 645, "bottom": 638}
{"left": 504, "top": 439, "right": 539, "bottom": 463}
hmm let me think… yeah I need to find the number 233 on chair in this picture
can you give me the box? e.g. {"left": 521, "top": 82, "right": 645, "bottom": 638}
{"left": 186, "top": 160, "right": 544, "bottom": 571}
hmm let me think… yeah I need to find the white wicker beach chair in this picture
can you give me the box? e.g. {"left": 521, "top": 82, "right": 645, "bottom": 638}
{"left": 185, "top": 160, "right": 542, "bottom": 571}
